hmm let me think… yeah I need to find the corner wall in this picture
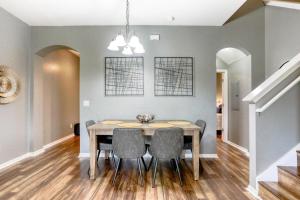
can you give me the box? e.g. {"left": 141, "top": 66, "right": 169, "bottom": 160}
{"left": 0, "top": 8, "right": 31, "bottom": 164}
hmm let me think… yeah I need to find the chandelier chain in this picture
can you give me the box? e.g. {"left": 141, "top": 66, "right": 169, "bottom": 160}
{"left": 126, "top": 0, "right": 130, "bottom": 42}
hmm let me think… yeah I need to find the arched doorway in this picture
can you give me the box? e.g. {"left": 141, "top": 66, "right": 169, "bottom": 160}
{"left": 30, "top": 45, "right": 80, "bottom": 152}
{"left": 216, "top": 47, "right": 252, "bottom": 155}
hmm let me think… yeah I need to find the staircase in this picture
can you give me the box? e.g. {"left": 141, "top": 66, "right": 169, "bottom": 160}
{"left": 259, "top": 151, "right": 300, "bottom": 200}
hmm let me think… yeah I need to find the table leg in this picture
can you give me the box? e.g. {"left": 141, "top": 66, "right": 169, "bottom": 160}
{"left": 192, "top": 130, "right": 200, "bottom": 180}
{"left": 89, "top": 129, "right": 97, "bottom": 180}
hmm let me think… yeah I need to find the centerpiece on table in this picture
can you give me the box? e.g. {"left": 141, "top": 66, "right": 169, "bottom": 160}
{"left": 136, "top": 114, "right": 155, "bottom": 123}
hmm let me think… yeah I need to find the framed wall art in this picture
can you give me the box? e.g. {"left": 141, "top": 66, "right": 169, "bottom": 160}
{"left": 154, "top": 57, "right": 193, "bottom": 96}
{"left": 105, "top": 57, "right": 144, "bottom": 96}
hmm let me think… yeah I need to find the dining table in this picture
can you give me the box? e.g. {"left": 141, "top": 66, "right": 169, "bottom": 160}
{"left": 88, "top": 120, "right": 201, "bottom": 181}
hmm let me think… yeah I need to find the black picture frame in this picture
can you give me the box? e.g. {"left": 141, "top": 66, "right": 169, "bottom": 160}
{"left": 105, "top": 57, "right": 144, "bottom": 96}
{"left": 154, "top": 57, "right": 194, "bottom": 96}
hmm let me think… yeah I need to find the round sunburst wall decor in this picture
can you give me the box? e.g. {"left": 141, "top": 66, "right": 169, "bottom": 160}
{"left": 0, "top": 65, "right": 20, "bottom": 104}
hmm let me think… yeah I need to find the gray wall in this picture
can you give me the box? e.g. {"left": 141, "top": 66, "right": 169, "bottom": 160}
{"left": 43, "top": 49, "right": 79, "bottom": 144}
{"left": 255, "top": 6, "right": 300, "bottom": 175}
{"left": 0, "top": 5, "right": 267, "bottom": 163}
{"left": 30, "top": 8, "right": 266, "bottom": 155}
{"left": 31, "top": 26, "right": 221, "bottom": 154}
{"left": 265, "top": 6, "right": 300, "bottom": 77}
{"left": 222, "top": 7, "right": 265, "bottom": 89}
{"left": 0, "top": 7, "right": 31, "bottom": 164}
{"left": 228, "top": 56, "right": 252, "bottom": 149}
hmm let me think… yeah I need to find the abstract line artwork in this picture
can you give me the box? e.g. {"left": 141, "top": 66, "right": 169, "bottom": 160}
{"left": 154, "top": 57, "right": 193, "bottom": 96}
{"left": 105, "top": 57, "right": 144, "bottom": 96}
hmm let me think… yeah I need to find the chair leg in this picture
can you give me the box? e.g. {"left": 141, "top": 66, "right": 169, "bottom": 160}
{"left": 96, "top": 150, "right": 101, "bottom": 162}
{"left": 112, "top": 158, "right": 121, "bottom": 185}
{"left": 141, "top": 156, "right": 147, "bottom": 171}
{"left": 199, "top": 159, "right": 204, "bottom": 173}
{"left": 147, "top": 156, "right": 153, "bottom": 171}
{"left": 111, "top": 151, "right": 116, "bottom": 169}
{"left": 152, "top": 158, "right": 158, "bottom": 188}
{"left": 170, "top": 159, "right": 176, "bottom": 171}
{"left": 137, "top": 158, "right": 144, "bottom": 186}
{"left": 175, "top": 158, "right": 183, "bottom": 186}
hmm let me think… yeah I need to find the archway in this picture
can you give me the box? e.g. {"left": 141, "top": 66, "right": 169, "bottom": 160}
{"left": 30, "top": 45, "right": 80, "bottom": 152}
{"left": 216, "top": 47, "right": 252, "bottom": 155}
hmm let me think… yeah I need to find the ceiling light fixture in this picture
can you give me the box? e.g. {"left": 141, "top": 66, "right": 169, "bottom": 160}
{"left": 107, "top": 0, "right": 145, "bottom": 55}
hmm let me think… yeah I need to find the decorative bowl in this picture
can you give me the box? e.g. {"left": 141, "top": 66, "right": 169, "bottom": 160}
{"left": 136, "top": 114, "right": 155, "bottom": 123}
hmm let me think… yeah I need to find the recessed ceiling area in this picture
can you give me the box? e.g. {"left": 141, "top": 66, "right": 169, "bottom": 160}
{"left": 217, "top": 48, "right": 248, "bottom": 65}
{"left": 0, "top": 0, "right": 247, "bottom": 26}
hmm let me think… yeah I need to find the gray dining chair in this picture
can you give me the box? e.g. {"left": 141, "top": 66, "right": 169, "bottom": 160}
{"left": 112, "top": 128, "right": 146, "bottom": 186}
{"left": 149, "top": 128, "right": 184, "bottom": 187}
{"left": 85, "top": 120, "right": 115, "bottom": 165}
{"left": 183, "top": 119, "right": 206, "bottom": 171}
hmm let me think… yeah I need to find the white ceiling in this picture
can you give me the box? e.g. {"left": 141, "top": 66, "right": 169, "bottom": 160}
{"left": 0, "top": 0, "right": 247, "bottom": 26}
{"left": 217, "top": 48, "right": 248, "bottom": 65}
{"left": 265, "top": 1, "right": 300, "bottom": 10}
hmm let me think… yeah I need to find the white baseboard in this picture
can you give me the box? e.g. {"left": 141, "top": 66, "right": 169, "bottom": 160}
{"left": 247, "top": 185, "right": 262, "bottom": 200}
{"left": 224, "top": 140, "right": 250, "bottom": 157}
{"left": 0, "top": 134, "right": 74, "bottom": 172}
{"left": 78, "top": 152, "right": 219, "bottom": 159}
{"left": 257, "top": 142, "right": 300, "bottom": 183}
{"left": 0, "top": 153, "right": 32, "bottom": 171}
{"left": 43, "top": 134, "right": 74, "bottom": 149}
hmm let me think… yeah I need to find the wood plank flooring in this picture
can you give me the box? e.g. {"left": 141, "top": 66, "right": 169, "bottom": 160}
{"left": 0, "top": 137, "right": 255, "bottom": 200}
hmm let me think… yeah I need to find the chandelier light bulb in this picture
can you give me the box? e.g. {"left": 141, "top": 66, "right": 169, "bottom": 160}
{"left": 107, "top": 40, "right": 119, "bottom": 51}
{"left": 107, "top": 0, "right": 145, "bottom": 54}
{"left": 122, "top": 46, "right": 133, "bottom": 55}
{"left": 115, "top": 34, "right": 126, "bottom": 46}
{"left": 134, "top": 44, "right": 145, "bottom": 54}
{"left": 129, "top": 35, "right": 140, "bottom": 48}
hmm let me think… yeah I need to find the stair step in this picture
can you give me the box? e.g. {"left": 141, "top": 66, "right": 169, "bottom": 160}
{"left": 278, "top": 166, "right": 300, "bottom": 197}
{"left": 259, "top": 181, "right": 300, "bottom": 200}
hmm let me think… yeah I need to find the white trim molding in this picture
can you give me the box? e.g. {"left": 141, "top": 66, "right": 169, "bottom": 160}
{"left": 243, "top": 52, "right": 300, "bottom": 103}
{"left": 256, "top": 76, "right": 300, "bottom": 113}
{"left": 247, "top": 185, "right": 262, "bottom": 200}
{"left": 217, "top": 69, "right": 229, "bottom": 143}
{"left": 224, "top": 140, "right": 250, "bottom": 157}
{"left": 43, "top": 134, "right": 74, "bottom": 149}
{"left": 0, "top": 153, "right": 32, "bottom": 171}
{"left": 257, "top": 143, "right": 300, "bottom": 183}
{"left": 0, "top": 134, "right": 75, "bottom": 172}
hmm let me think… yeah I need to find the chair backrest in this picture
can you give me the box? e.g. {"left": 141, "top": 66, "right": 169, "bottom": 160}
{"left": 195, "top": 120, "right": 206, "bottom": 140}
{"left": 112, "top": 128, "right": 145, "bottom": 159}
{"left": 85, "top": 120, "right": 96, "bottom": 136}
{"left": 151, "top": 128, "right": 184, "bottom": 160}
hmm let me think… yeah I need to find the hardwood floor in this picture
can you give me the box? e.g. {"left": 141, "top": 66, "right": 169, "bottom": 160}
{"left": 0, "top": 137, "right": 255, "bottom": 200}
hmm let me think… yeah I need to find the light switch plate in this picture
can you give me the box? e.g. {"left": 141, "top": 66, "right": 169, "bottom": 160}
{"left": 83, "top": 100, "right": 90, "bottom": 107}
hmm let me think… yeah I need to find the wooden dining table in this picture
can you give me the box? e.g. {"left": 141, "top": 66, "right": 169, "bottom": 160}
{"left": 88, "top": 120, "right": 201, "bottom": 181}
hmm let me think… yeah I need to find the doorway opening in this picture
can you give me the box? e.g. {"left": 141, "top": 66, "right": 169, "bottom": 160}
{"left": 216, "top": 47, "right": 252, "bottom": 153}
{"left": 216, "top": 69, "right": 228, "bottom": 141}
{"left": 31, "top": 45, "right": 80, "bottom": 151}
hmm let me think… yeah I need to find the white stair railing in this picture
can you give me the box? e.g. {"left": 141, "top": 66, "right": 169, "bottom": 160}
{"left": 256, "top": 76, "right": 300, "bottom": 113}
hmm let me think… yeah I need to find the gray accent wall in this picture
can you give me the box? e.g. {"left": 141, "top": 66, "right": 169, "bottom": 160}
{"left": 31, "top": 26, "right": 222, "bottom": 154}
{"left": 222, "top": 7, "right": 265, "bottom": 89}
{"left": 265, "top": 6, "right": 300, "bottom": 77}
{"left": 0, "top": 7, "right": 31, "bottom": 164}
{"left": 0, "top": 5, "right": 268, "bottom": 164}
{"left": 255, "top": 6, "right": 300, "bottom": 175}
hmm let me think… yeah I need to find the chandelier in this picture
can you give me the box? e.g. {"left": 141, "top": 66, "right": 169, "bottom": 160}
{"left": 107, "top": 0, "right": 145, "bottom": 55}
